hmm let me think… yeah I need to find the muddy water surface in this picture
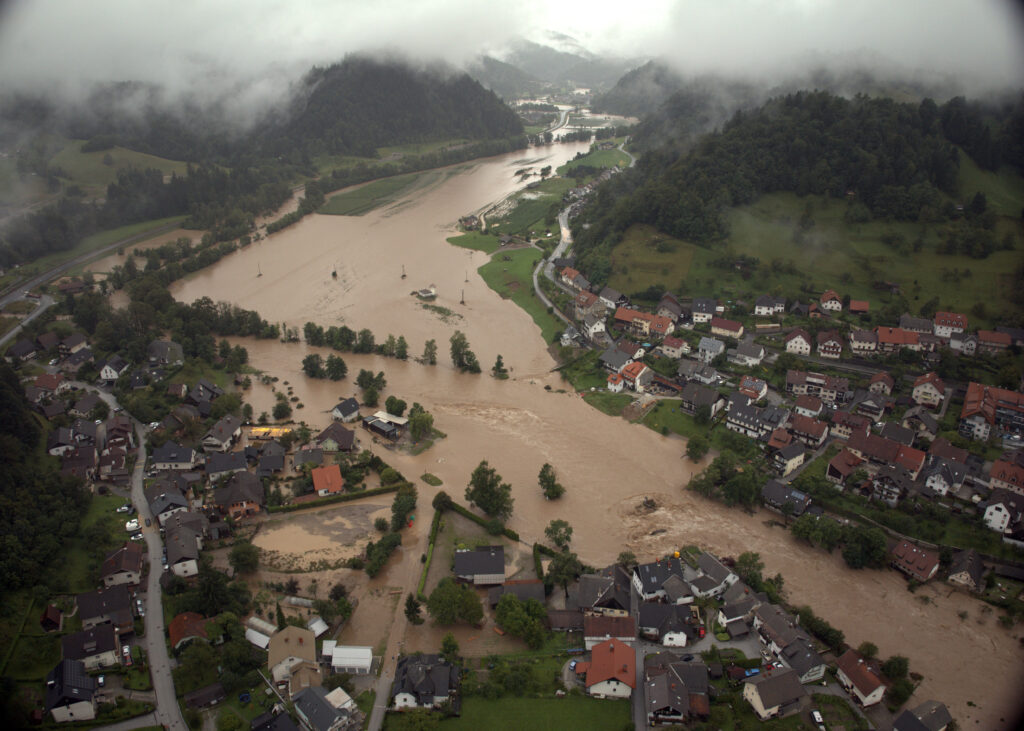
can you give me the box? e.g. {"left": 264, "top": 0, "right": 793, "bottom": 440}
{"left": 166, "top": 143, "right": 1022, "bottom": 727}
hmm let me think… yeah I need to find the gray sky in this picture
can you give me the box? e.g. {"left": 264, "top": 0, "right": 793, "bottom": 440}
{"left": 0, "top": 0, "right": 1020, "bottom": 103}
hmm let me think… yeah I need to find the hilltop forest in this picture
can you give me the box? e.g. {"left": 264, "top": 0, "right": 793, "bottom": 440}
{"left": 571, "top": 91, "right": 1024, "bottom": 287}
{"left": 0, "top": 57, "right": 525, "bottom": 269}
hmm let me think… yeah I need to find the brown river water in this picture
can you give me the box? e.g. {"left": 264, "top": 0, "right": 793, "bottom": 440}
{"left": 162, "top": 144, "right": 1022, "bottom": 727}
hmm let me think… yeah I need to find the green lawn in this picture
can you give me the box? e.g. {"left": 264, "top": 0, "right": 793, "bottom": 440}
{"left": 320, "top": 173, "right": 427, "bottom": 215}
{"left": 59, "top": 493, "right": 129, "bottom": 594}
{"left": 607, "top": 186, "right": 1023, "bottom": 326}
{"left": 489, "top": 178, "right": 574, "bottom": 238}
{"left": 557, "top": 147, "right": 630, "bottom": 175}
{"left": 812, "top": 692, "right": 868, "bottom": 730}
{"left": 558, "top": 350, "right": 607, "bottom": 391}
{"left": 643, "top": 399, "right": 712, "bottom": 440}
{"left": 957, "top": 151, "right": 1024, "bottom": 217}
{"left": 167, "top": 360, "right": 232, "bottom": 390}
{"left": 50, "top": 140, "right": 189, "bottom": 194}
{"left": 447, "top": 232, "right": 501, "bottom": 255}
{"left": 582, "top": 391, "right": 633, "bottom": 416}
{"left": 437, "top": 696, "right": 630, "bottom": 730}
{"left": 477, "top": 248, "right": 561, "bottom": 343}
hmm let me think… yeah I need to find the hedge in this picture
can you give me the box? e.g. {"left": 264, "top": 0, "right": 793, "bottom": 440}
{"left": 417, "top": 509, "right": 444, "bottom": 599}
{"left": 267, "top": 485, "right": 400, "bottom": 513}
{"left": 446, "top": 501, "right": 520, "bottom": 542}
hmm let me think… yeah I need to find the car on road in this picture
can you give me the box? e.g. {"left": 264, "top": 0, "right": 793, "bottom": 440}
{"left": 48, "top": 358, "right": 58, "bottom": 366}
{"left": 125, "top": 519, "right": 139, "bottom": 531}
{"left": 144, "top": 518, "right": 151, "bottom": 527}
{"left": 682, "top": 654, "right": 694, "bottom": 661}
{"left": 568, "top": 660, "right": 577, "bottom": 671}
{"left": 117, "top": 504, "right": 131, "bottom": 513}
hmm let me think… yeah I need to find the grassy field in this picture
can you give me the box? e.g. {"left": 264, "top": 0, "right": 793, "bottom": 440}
{"left": 957, "top": 152, "right": 1024, "bottom": 217}
{"left": 59, "top": 493, "right": 128, "bottom": 594}
{"left": 319, "top": 173, "right": 427, "bottom": 215}
{"left": 447, "top": 231, "right": 501, "bottom": 254}
{"left": 477, "top": 248, "right": 561, "bottom": 343}
{"left": 558, "top": 350, "right": 608, "bottom": 391}
{"left": 489, "top": 177, "right": 574, "bottom": 238}
{"left": 50, "top": 140, "right": 189, "bottom": 194}
{"left": 582, "top": 391, "right": 633, "bottom": 416}
{"left": 608, "top": 184, "right": 1023, "bottom": 326}
{"left": 436, "top": 696, "right": 631, "bottom": 730}
{"left": 557, "top": 147, "right": 630, "bottom": 175}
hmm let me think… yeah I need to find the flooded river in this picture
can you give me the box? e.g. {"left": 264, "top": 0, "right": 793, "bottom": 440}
{"left": 165, "top": 143, "right": 1023, "bottom": 727}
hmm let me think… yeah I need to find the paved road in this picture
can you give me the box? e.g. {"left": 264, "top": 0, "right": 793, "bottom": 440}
{"left": 86, "top": 385, "right": 185, "bottom": 731}
{"left": 0, "top": 294, "right": 55, "bottom": 348}
{"left": 0, "top": 221, "right": 180, "bottom": 306}
{"left": 93, "top": 711, "right": 158, "bottom": 731}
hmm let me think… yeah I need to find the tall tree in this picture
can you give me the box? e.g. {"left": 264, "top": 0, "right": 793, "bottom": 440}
{"left": 544, "top": 519, "right": 573, "bottom": 551}
{"left": 422, "top": 339, "right": 438, "bottom": 365}
{"left": 465, "top": 460, "right": 514, "bottom": 521}
{"left": 538, "top": 463, "right": 565, "bottom": 499}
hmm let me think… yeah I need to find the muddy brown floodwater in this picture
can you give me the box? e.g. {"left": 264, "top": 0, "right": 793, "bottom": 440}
{"left": 165, "top": 144, "right": 1024, "bottom": 728}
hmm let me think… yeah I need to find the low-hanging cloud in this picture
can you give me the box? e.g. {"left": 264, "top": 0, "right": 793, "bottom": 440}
{"left": 0, "top": 0, "right": 1020, "bottom": 116}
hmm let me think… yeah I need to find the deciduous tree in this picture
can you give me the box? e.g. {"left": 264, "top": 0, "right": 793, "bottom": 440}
{"left": 466, "top": 460, "right": 514, "bottom": 521}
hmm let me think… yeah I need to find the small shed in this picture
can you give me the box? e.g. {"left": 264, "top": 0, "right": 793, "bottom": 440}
{"left": 184, "top": 682, "right": 226, "bottom": 709}
{"left": 307, "top": 616, "right": 329, "bottom": 638}
{"left": 245, "top": 628, "right": 271, "bottom": 650}
{"left": 331, "top": 645, "right": 373, "bottom": 675}
{"left": 40, "top": 605, "right": 62, "bottom": 632}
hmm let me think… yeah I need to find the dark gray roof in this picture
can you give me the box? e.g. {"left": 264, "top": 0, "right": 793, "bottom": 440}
{"left": 692, "top": 297, "right": 716, "bottom": 314}
{"left": 881, "top": 422, "right": 915, "bottom": 446}
{"left": 251, "top": 711, "right": 301, "bottom": 731}
{"left": 167, "top": 530, "right": 200, "bottom": 565}
{"left": 333, "top": 398, "right": 360, "bottom": 419}
{"left": 777, "top": 443, "right": 805, "bottom": 460}
{"left": 215, "top": 471, "right": 264, "bottom": 508}
{"left": 899, "top": 314, "right": 933, "bottom": 332}
{"left": 183, "top": 683, "right": 225, "bottom": 708}
{"left": 150, "top": 490, "right": 189, "bottom": 517}
{"left": 599, "top": 345, "right": 632, "bottom": 371}
{"left": 147, "top": 340, "right": 183, "bottom": 364}
{"left": 780, "top": 637, "right": 824, "bottom": 677}
{"left": 698, "top": 336, "right": 724, "bottom": 354}
{"left": 206, "top": 451, "right": 247, "bottom": 475}
{"left": 76, "top": 585, "right": 131, "bottom": 624}
{"left": 696, "top": 552, "right": 732, "bottom": 585}
{"left": 735, "top": 341, "right": 765, "bottom": 359}
{"left": 293, "top": 686, "right": 343, "bottom": 731}
{"left": 896, "top": 701, "right": 953, "bottom": 731}
{"left": 634, "top": 558, "right": 685, "bottom": 595}
{"left": 599, "top": 286, "right": 624, "bottom": 303}
{"left": 453, "top": 546, "right": 504, "bottom": 577}
{"left": 294, "top": 448, "right": 323, "bottom": 467}
{"left": 487, "top": 581, "right": 545, "bottom": 607}
{"left": 662, "top": 574, "right": 692, "bottom": 602}
{"left": 45, "top": 659, "right": 95, "bottom": 711}
{"left": 744, "top": 668, "right": 806, "bottom": 708}
{"left": 61, "top": 625, "right": 118, "bottom": 661}
{"left": 671, "top": 661, "right": 709, "bottom": 694}
{"left": 152, "top": 441, "right": 195, "bottom": 465}
{"left": 205, "top": 415, "right": 241, "bottom": 445}
{"left": 391, "top": 654, "right": 456, "bottom": 705}
{"left": 761, "top": 481, "right": 811, "bottom": 516}
{"left": 261, "top": 440, "right": 286, "bottom": 457}
{"left": 949, "top": 549, "right": 984, "bottom": 588}
{"left": 316, "top": 422, "right": 355, "bottom": 450}
{"left": 681, "top": 383, "right": 721, "bottom": 409}
{"left": 258, "top": 454, "right": 285, "bottom": 477}
{"left": 646, "top": 672, "right": 688, "bottom": 718}
{"left": 637, "top": 603, "right": 692, "bottom": 638}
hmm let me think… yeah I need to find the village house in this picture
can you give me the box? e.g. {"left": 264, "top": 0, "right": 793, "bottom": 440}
{"left": 830, "top": 411, "right": 870, "bottom": 441}
{"left": 487, "top": 580, "right": 545, "bottom": 608}
{"left": 977, "top": 329, "right": 1012, "bottom": 356}
{"left": 710, "top": 316, "right": 743, "bottom": 339}
{"left": 983, "top": 489, "right": 1024, "bottom": 533}
{"left": 742, "top": 669, "right": 806, "bottom": 720}
{"left": 849, "top": 299, "right": 870, "bottom": 315}
{"left": 827, "top": 448, "right": 865, "bottom": 486}
{"left": 147, "top": 484, "right": 190, "bottom": 525}
{"left": 819, "top": 290, "right": 842, "bottom": 312}
{"left": 680, "top": 383, "right": 725, "bottom": 418}
{"left": 871, "top": 465, "right": 915, "bottom": 506}
{"left": 754, "top": 295, "right": 786, "bottom": 317}
{"left": 786, "top": 370, "right": 849, "bottom": 403}
{"left": 606, "top": 372, "right": 625, "bottom": 392}
{"left": 948, "top": 549, "right": 985, "bottom": 593}
{"left": 390, "top": 654, "right": 458, "bottom": 709}
{"left": 691, "top": 298, "right": 717, "bottom": 324}
{"left": 912, "top": 372, "right": 945, "bottom": 408}
{"left": 206, "top": 451, "right": 247, "bottom": 482}
{"left": 214, "top": 471, "right": 264, "bottom": 520}
{"left": 166, "top": 525, "right": 202, "bottom": 577}
{"left": 293, "top": 685, "right": 363, "bottom": 731}
{"left": 730, "top": 341, "right": 765, "bottom": 367}
{"left": 690, "top": 552, "right": 738, "bottom": 598}
{"left": 575, "top": 290, "right": 603, "bottom": 320}
{"left": 98, "top": 355, "right": 130, "bottom": 383}
{"left": 876, "top": 326, "right": 920, "bottom": 354}
{"left": 576, "top": 567, "right": 632, "bottom": 615}
{"left": 77, "top": 585, "right": 133, "bottom": 632}
{"left": 599, "top": 344, "right": 633, "bottom": 373}
{"left": 950, "top": 331, "right": 978, "bottom": 356}
{"left": 7, "top": 338, "right": 37, "bottom": 362}
{"left": 789, "top": 414, "right": 829, "bottom": 447}
{"left": 453, "top": 546, "right": 504, "bottom": 585}
{"left": 923, "top": 458, "right": 966, "bottom": 497}
{"left": 202, "top": 415, "right": 242, "bottom": 452}
{"left": 958, "top": 382, "right": 1024, "bottom": 441}
{"left": 598, "top": 286, "right": 627, "bottom": 311}
{"left": 697, "top": 336, "right": 724, "bottom": 363}
{"left": 621, "top": 361, "right": 653, "bottom": 393}
{"left": 903, "top": 408, "right": 939, "bottom": 442}
{"left": 893, "top": 701, "right": 953, "bottom": 731}
{"left": 677, "top": 359, "right": 719, "bottom": 385}
{"left": 849, "top": 329, "right": 877, "bottom": 355}
{"left": 330, "top": 397, "right": 360, "bottom": 423}
{"left": 636, "top": 603, "right": 697, "bottom": 647}
{"left": 761, "top": 480, "right": 811, "bottom": 515}
{"left": 45, "top": 659, "right": 96, "bottom": 723}
{"left": 836, "top": 649, "right": 885, "bottom": 706}
{"left": 846, "top": 431, "right": 926, "bottom": 479}
{"left": 784, "top": 329, "right": 812, "bottom": 355}
{"left": 726, "top": 403, "right": 768, "bottom": 439}
{"left": 100, "top": 542, "right": 145, "bottom": 588}
{"left": 772, "top": 444, "right": 806, "bottom": 477}
{"left": 891, "top": 539, "right": 940, "bottom": 582}
{"left": 657, "top": 292, "right": 683, "bottom": 322}
{"left": 60, "top": 333, "right": 88, "bottom": 356}
{"left": 61, "top": 626, "right": 120, "bottom": 671}
{"left": 316, "top": 422, "right": 356, "bottom": 452}
{"left": 816, "top": 330, "right": 843, "bottom": 359}
{"left": 583, "top": 313, "right": 606, "bottom": 340}
{"left": 34, "top": 372, "right": 71, "bottom": 397}
{"left": 632, "top": 557, "right": 686, "bottom": 601}
{"left": 738, "top": 375, "right": 768, "bottom": 401}
{"left": 583, "top": 614, "right": 636, "bottom": 649}
{"left": 312, "top": 464, "right": 345, "bottom": 497}
{"left": 868, "top": 372, "right": 895, "bottom": 397}
{"left": 268, "top": 626, "right": 321, "bottom": 697}
{"left": 575, "top": 638, "right": 636, "bottom": 698}
{"left": 933, "top": 311, "right": 967, "bottom": 339}
{"left": 793, "top": 395, "right": 823, "bottom": 419}
{"left": 151, "top": 441, "right": 199, "bottom": 471}
{"left": 657, "top": 335, "right": 689, "bottom": 359}
{"left": 559, "top": 266, "right": 580, "bottom": 288}
{"left": 169, "top": 612, "right": 213, "bottom": 651}
{"left": 990, "top": 457, "right": 1024, "bottom": 494}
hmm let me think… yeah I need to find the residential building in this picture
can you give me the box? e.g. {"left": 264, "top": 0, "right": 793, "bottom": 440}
{"left": 316, "top": 422, "right": 355, "bottom": 452}
{"left": 583, "top": 614, "right": 636, "bottom": 649}
{"left": 151, "top": 441, "right": 199, "bottom": 471}
{"left": 658, "top": 292, "right": 683, "bottom": 322}
{"left": 487, "top": 580, "right": 545, "bottom": 608}
{"left": 98, "top": 355, "right": 130, "bottom": 383}
{"left": 738, "top": 375, "right": 768, "bottom": 401}
{"left": 959, "top": 382, "right": 1024, "bottom": 441}
{"left": 890, "top": 540, "right": 940, "bottom": 582}
{"left": 933, "top": 312, "right": 967, "bottom": 339}
{"left": 293, "top": 686, "right": 361, "bottom": 731}
{"left": 793, "top": 395, "right": 823, "bottom": 418}
{"left": 849, "top": 329, "right": 878, "bottom": 355}
{"left": 977, "top": 329, "right": 1012, "bottom": 355}
{"left": 680, "top": 383, "right": 724, "bottom": 418}
{"left": 329, "top": 646, "right": 373, "bottom": 675}
{"left": 899, "top": 314, "right": 933, "bottom": 334}
{"left": 816, "top": 330, "right": 843, "bottom": 359}
{"left": 100, "top": 542, "right": 145, "bottom": 588}
{"left": 784, "top": 329, "right": 812, "bottom": 355}
{"left": 876, "top": 326, "right": 920, "bottom": 353}
{"left": 77, "top": 586, "right": 132, "bottom": 632}
{"left": 820, "top": 290, "right": 842, "bottom": 311}
{"left": 691, "top": 298, "right": 716, "bottom": 324}
{"left": 169, "top": 612, "right": 212, "bottom": 651}
{"left": 847, "top": 432, "right": 926, "bottom": 479}
{"left": 598, "top": 286, "right": 627, "bottom": 311}
{"left": 607, "top": 372, "right": 625, "bottom": 392}
{"left": 391, "top": 654, "right": 458, "bottom": 709}
{"left": 312, "top": 464, "right": 345, "bottom": 496}
{"left": 785, "top": 371, "right": 849, "bottom": 403}
{"left": 849, "top": 299, "right": 870, "bottom": 315}
{"left": 950, "top": 331, "right": 978, "bottom": 356}
{"left": 691, "top": 552, "right": 738, "bottom": 598}
{"left": 742, "top": 669, "right": 806, "bottom": 720}
{"left": 697, "top": 336, "right": 724, "bottom": 363}
{"left": 45, "top": 659, "right": 96, "bottom": 723}
{"left": 636, "top": 603, "right": 696, "bottom": 647}
{"left": 61, "top": 626, "right": 119, "bottom": 670}
{"left": 710, "top": 317, "right": 743, "bottom": 339}
{"left": 912, "top": 373, "right": 945, "bottom": 408}
{"left": 983, "top": 489, "right": 1024, "bottom": 532}
{"left": 830, "top": 411, "right": 870, "bottom": 442}
{"left": 147, "top": 339, "right": 184, "bottom": 366}
{"left": 575, "top": 290, "right": 603, "bottom": 320}
{"left": 453, "top": 546, "right": 505, "bottom": 585}
{"left": 657, "top": 336, "right": 689, "bottom": 359}
{"left": 583, "top": 313, "right": 606, "bottom": 340}
{"left": 731, "top": 341, "right": 765, "bottom": 367}
{"left": 632, "top": 558, "right": 686, "bottom": 601}
{"left": 871, "top": 465, "right": 915, "bottom": 506}
{"left": 754, "top": 295, "right": 786, "bottom": 316}
{"left": 206, "top": 451, "right": 247, "bottom": 481}
{"left": 789, "top": 414, "right": 828, "bottom": 447}
{"left": 893, "top": 701, "right": 953, "bottom": 731}
{"left": 869, "top": 372, "right": 895, "bottom": 396}
{"left": 599, "top": 344, "right": 633, "bottom": 373}
{"left": 268, "top": 626, "right": 321, "bottom": 697}
{"left": 761, "top": 480, "right": 810, "bottom": 515}
{"left": 827, "top": 448, "right": 865, "bottom": 485}
{"left": 213, "top": 471, "right": 265, "bottom": 520}
{"left": 835, "top": 649, "right": 885, "bottom": 706}
{"left": 773, "top": 443, "right": 805, "bottom": 476}
{"left": 991, "top": 458, "right": 1024, "bottom": 494}
{"left": 923, "top": 458, "right": 966, "bottom": 497}
{"left": 575, "top": 639, "right": 635, "bottom": 698}
{"left": 621, "top": 361, "right": 653, "bottom": 393}
{"left": 203, "top": 415, "right": 242, "bottom": 452}
{"left": 331, "top": 398, "right": 360, "bottom": 423}
{"left": 948, "top": 549, "right": 984, "bottom": 593}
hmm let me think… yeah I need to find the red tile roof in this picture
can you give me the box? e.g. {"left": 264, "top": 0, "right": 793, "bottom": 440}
{"left": 913, "top": 372, "right": 945, "bottom": 393}
{"left": 829, "top": 449, "right": 864, "bottom": 478}
{"left": 791, "top": 414, "right": 827, "bottom": 439}
{"left": 934, "top": 311, "right": 967, "bottom": 330}
{"left": 991, "top": 460, "right": 1024, "bottom": 490}
{"left": 621, "top": 361, "right": 647, "bottom": 381}
{"left": 849, "top": 300, "right": 870, "bottom": 313}
{"left": 891, "top": 540, "right": 940, "bottom": 582}
{"left": 820, "top": 289, "right": 841, "bottom": 304}
{"left": 978, "top": 330, "right": 1012, "bottom": 347}
{"left": 836, "top": 650, "right": 883, "bottom": 697}
{"left": 785, "top": 328, "right": 811, "bottom": 345}
{"left": 169, "top": 612, "right": 209, "bottom": 648}
{"left": 869, "top": 372, "right": 895, "bottom": 388}
{"left": 662, "top": 336, "right": 685, "bottom": 350}
{"left": 960, "top": 382, "right": 1024, "bottom": 426}
{"left": 795, "top": 395, "right": 822, "bottom": 412}
{"left": 585, "top": 638, "right": 636, "bottom": 689}
{"left": 710, "top": 317, "right": 742, "bottom": 334}
{"left": 34, "top": 373, "right": 65, "bottom": 391}
{"left": 560, "top": 266, "right": 580, "bottom": 281}
{"left": 929, "top": 437, "right": 969, "bottom": 464}
{"left": 311, "top": 464, "right": 344, "bottom": 494}
{"left": 584, "top": 614, "right": 636, "bottom": 640}
{"left": 875, "top": 327, "right": 919, "bottom": 346}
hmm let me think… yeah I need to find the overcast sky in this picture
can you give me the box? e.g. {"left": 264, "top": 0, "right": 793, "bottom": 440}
{"left": 0, "top": 0, "right": 1020, "bottom": 102}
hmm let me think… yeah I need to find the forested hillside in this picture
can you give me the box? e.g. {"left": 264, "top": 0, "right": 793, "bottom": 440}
{"left": 572, "top": 91, "right": 1024, "bottom": 284}
{"left": 0, "top": 360, "right": 88, "bottom": 591}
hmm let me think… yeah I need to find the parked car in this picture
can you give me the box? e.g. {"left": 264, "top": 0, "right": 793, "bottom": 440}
{"left": 97, "top": 675, "right": 104, "bottom": 688}
{"left": 116, "top": 504, "right": 132, "bottom": 513}
{"left": 568, "top": 660, "right": 577, "bottom": 671}
{"left": 125, "top": 519, "right": 139, "bottom": 531}
{"left": 122, "top": 645, "right": 132, "bottom": 667}
{"left": 130, "top": 532, "right": 144, "bottom": 542}
{"left": 811, "top": 709, "right": 824, "bottom": 724}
